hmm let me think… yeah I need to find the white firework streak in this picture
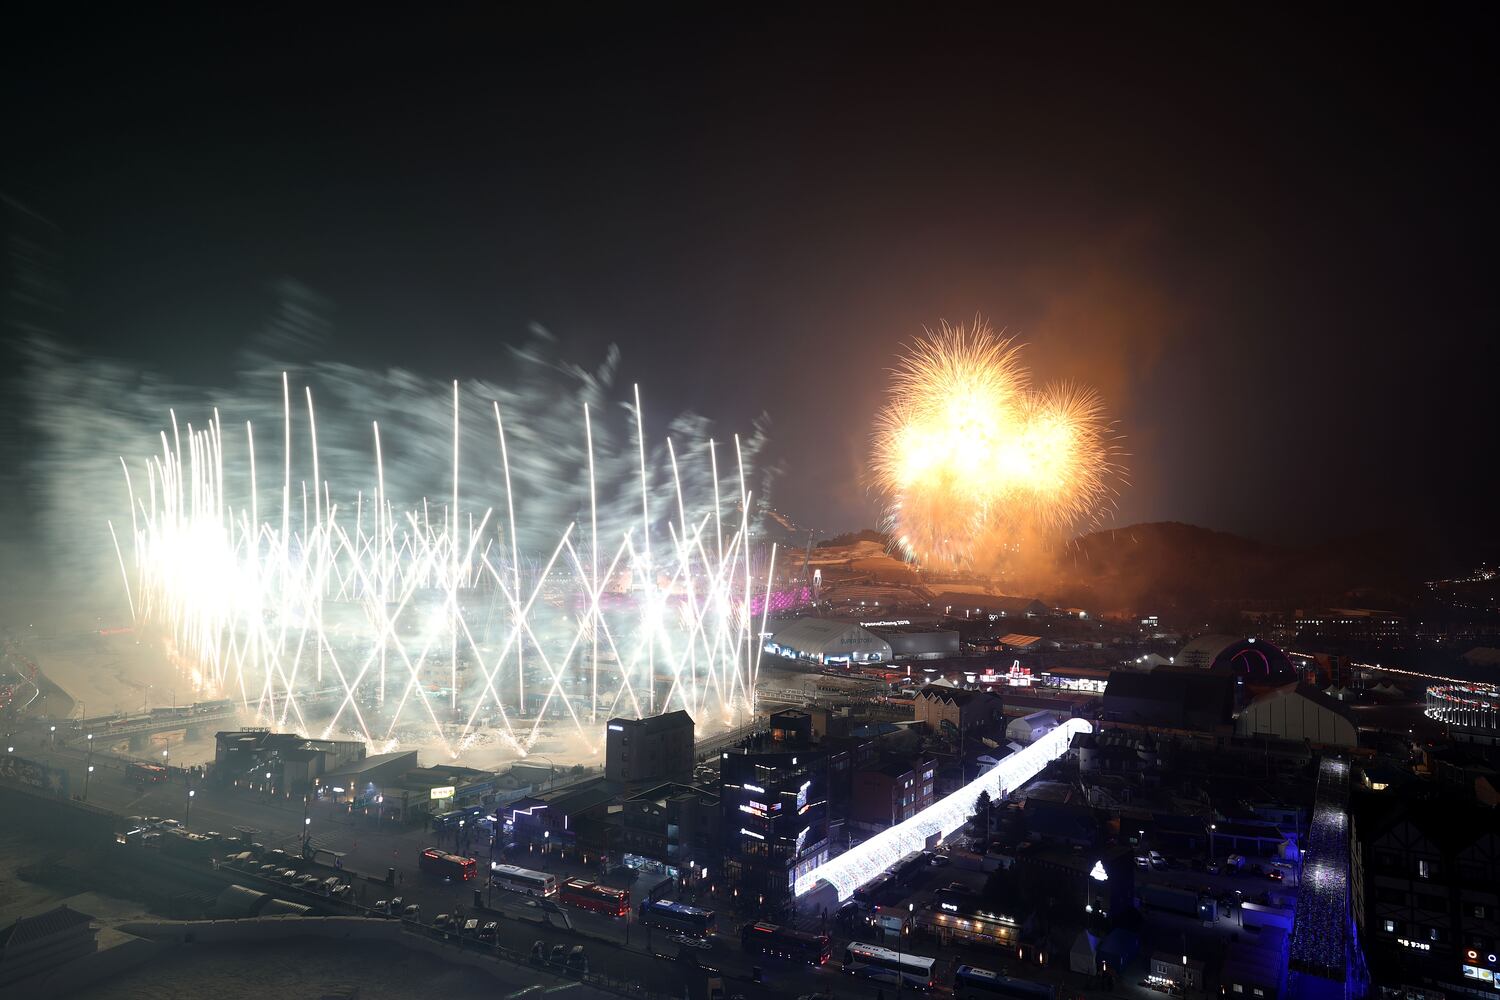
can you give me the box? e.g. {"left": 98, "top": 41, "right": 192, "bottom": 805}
{"left": 118, "top": 379, "right": 765, "bottom": 757}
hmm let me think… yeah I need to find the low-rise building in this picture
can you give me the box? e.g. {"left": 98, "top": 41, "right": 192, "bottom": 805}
{"left": 1006, "top": 711, "right": 1058, "bottom": 745}
{"left": 0, "top": 905, "right": 97, "bottom": 991}
{"left": 850, "top": 755, "right": 937, "bottom": 830}
{"left": 605, "top": 710, "right": 695, "bottom": 786}
{"left": 503, "top": 777, "right": 623, "bottom": 863}
{"left": 213, "top": 730, "right": 367, "bottom": 791}
{"left": 1148, "top": 952, "right": 1206, "bottom": 994}
{"left": 914, "top": 686, "right": 1004, "bottom": 735}
{"left": 615, "top": 781, "right": 720, "bottom": 885}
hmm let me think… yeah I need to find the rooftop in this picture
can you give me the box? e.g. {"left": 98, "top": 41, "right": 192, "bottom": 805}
{"left": 0, "top": 904, "right": 94, "bottom": 951}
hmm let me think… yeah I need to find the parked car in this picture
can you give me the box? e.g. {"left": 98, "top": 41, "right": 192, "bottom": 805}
{"left": 373, "top": 899, "right": 390, "bottom": 915}
{"left": 402, "top": 904, "right": 421, "bottom": 920}
{"left": 330, "top": 884, "right": 352, "bottom": 900}
{"left": 565, "top": 946, "right": 588, "bottom": 973}
{"left": 434, "top": 913, "right": 454, "bottom": 932}
{"left": 321, "top": 877, "right": 340, "bottom": 893}
{"left": 389, "top": 896, "right": 404, "bottom": 913}
{"left": 158, "top": 819, "right": 183, "bottom": 830}
{"left": 295, "top": 874, "right": 320, "bottom": 888}
{"left": 1266, "top": 869, "right": 1285, "bottom": 881}
{"left": 479, "top": 921, "right": 498, "bottom": 942}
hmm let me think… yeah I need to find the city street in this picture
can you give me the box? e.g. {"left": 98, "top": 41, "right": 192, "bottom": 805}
{"left": 7, "top": 731, "right": 858, "bottom": 1000}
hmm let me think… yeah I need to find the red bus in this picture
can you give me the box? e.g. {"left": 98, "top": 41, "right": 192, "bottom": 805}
{"left": 128, "top": 762, "right": 168, "bottom": 784}
{"left": 558, "top": 877, "right": 629, "bottom": 917}
{"left": 742, "top": 922, "right": 831, "bottom": 964}
{"left": 418, "top": 847, "right": 476, "bottom": 881}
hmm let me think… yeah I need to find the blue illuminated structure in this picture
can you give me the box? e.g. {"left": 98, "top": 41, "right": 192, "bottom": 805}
{"left": 1288, "top": 757, "right": 1368, "bottom": 999}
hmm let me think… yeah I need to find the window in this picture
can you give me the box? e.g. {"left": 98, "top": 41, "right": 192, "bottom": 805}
{"left": 1419, "top": 858, "right": 1432, "bottom": 879}
{"left": 1232, "top": 987, "right": 1243, "bottom": 995}
{"left": 1383, "top": 920, "right": 1396, "bottom": 933}
{"left": 1430, "top": 927, "right": 1441, "bottom": 943}
{"left": 1475, "top": 905, "right": 1488, "bottom": 919}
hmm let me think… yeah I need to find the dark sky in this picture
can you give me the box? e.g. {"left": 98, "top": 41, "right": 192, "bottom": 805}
{"left": 3, "top": 8, "right": 1495, "bottom": 551}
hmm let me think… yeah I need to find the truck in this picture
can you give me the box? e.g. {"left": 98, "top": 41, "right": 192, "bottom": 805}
{"left": 1139, "top": 883, "right": 1206, "bottom": 918}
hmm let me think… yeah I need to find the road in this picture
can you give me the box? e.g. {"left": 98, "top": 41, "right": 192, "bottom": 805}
{"left": 7, "top": 731, "right": 855, "bottom": 1000}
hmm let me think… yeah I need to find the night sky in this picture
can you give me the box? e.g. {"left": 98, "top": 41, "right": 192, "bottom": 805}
{"left": 3, "top": 9, "right": 1494, "bottom": 553}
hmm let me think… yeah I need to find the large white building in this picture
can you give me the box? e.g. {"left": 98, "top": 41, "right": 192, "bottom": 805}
{"left": 1235, "top": 685, "right": 1357, "bottom": 747}
{"left": 764, "top": 618, "right": 893, "bottom": 665}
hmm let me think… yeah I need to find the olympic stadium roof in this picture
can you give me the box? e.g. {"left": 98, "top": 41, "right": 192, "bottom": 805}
{"left": 768, "top": 618, "right": 892, "bottom": 659}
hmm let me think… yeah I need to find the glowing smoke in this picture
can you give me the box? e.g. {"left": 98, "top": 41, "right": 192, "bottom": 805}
{"left": 20, "top": 325, "right": 779, "bottom": 757}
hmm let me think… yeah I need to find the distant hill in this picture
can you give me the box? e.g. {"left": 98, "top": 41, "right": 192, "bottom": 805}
{"left": 817, "top": 528, "right": 893, "bottom": 549}
{"left": 1050, "top": 521, "right": 1442, "bottom": 617}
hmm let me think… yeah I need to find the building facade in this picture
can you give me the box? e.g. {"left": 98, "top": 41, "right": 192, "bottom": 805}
{"left": 850, "top": 755, "right": 937, "bottom": 830}
{"left": 719, "top": 711, "right": 828, "bottom": 909}
{"left": 914, "top": 686, "right": 1004, "bottom": 734}
{"left": 605, "top": 710, "right": 695, "bottom": 786}
{"left": 616, "top": 781, "right": 721, "bottom": 885}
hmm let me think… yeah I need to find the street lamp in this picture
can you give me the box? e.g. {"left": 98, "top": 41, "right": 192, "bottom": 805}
{"left": 85, "top": 763, "right": 95, "bottom": 800}
{"left": 50, "top": 725, "right": 56, "bottom": 748}
{"left": 186, "top": 788, "right": 195, "bottom": 828}
{"left": 897, "top": 902, "right": 914, "bottom": 999}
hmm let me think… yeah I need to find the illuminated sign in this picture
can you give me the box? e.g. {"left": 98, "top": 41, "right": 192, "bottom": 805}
{"left": 1090, "top": 860, "right": 1109, "bottom": 882}
{"left": 608, "top": 724, "right": 625, "bottom": 732}
{"left": 741, "top": 828, "right": 765, "bottom": 840}
{"left": 1396, "top": 938, "right": 1431, "bottom": 951}
{"left": 1463, "top": 965, "right": 1494, "bottom": 982}
{"left": 743, "top": 783, "right": 765, "bottom": 794}
{"left": 430, "top": 785, "right": 456, "bottom": 800}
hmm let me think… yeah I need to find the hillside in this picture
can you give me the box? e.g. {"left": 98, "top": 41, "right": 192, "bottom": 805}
{"left": 1049, "top": 521, "right": 1438, "bottom": 616}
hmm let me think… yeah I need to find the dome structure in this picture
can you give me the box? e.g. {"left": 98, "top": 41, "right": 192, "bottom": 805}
{"left": 1177, "top": 634, "right": 1295, "bottom": 683}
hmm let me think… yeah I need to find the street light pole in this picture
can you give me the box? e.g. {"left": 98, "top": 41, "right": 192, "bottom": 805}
{"left": 186, "top": 787, "right": 195, "bottom": 829}
{"left": 84, "top": 733, "right": 94, "bottom": 800}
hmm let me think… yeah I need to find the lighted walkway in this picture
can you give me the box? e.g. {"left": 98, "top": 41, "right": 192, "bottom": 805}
{"left": 794, "top": 717, "right": 1092, "bottom": 900}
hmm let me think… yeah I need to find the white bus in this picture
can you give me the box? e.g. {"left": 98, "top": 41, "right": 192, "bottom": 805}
{"left": 843, "top": 942, "right": 935, "bottom": 990}
{"left": 490, "top": 862, "right": 558, "bottom": 898}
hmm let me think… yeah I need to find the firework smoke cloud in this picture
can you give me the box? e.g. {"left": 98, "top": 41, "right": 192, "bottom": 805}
{"left": 22, "top": 322, "right": 778, "bottom": 759}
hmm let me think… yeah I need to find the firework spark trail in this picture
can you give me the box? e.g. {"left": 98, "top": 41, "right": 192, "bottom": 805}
{"left": 873, "top": 319, "right": 1122, "bottom": 572}
{"left": 22, "top": 330, "right": 776, "bottom": 759}
{"left": 115, "top": 379, "right": 767, "bottom": 757}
